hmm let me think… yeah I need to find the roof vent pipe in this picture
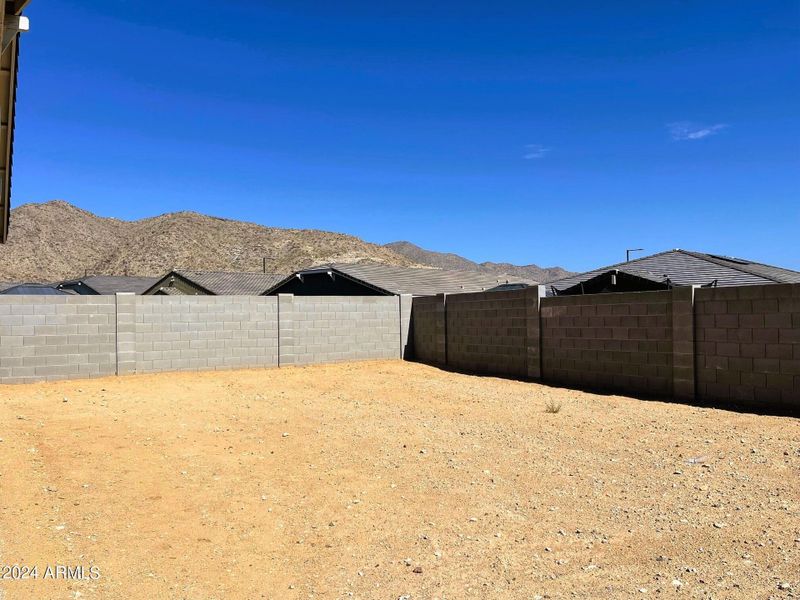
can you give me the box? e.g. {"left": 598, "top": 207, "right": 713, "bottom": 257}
{"left": 626, "top": 248, "right": 644, "bottom": 262}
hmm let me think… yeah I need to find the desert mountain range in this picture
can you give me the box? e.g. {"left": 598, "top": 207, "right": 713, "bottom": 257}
{"left": 386, "top": 241, "right": 572, "bottom": 285}
{"left": 0, "top": 201, "right": 572, "bottom": 283}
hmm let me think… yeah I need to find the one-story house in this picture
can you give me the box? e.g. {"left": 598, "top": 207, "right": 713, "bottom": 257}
{"left": 547, "top": 249, "right": 800, "bottom": 296}
{"left": 264, "top": 263, "right": 535, "bottom": 296}
{"left": 0, "top": 283, "right": 71, "bottom": 295}
{"left": 144, "top": 270, "right": 287, "bottom": 296}
{"left": 0, "top": 281, "right": 20, "bottom": 292}
{"left": 57, "top": 276, "right": 159, "bottom": 295}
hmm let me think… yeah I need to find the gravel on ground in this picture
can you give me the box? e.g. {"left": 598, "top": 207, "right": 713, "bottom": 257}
{"left": 0, "top": 360, "right": 797, "bottom": 599}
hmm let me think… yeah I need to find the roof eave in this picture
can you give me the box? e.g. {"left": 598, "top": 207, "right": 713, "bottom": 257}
{"left": 143, "top": 271, "right": 216, "bottom": 296}
{"left": 263, "top": 266, "right": 395, "bottom": 296}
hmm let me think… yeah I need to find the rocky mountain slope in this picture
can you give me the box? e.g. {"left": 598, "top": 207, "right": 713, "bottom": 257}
{"left": 0, "top": 201, "right": 421, "bottom": 281}
{"left": 0, "top": 201, "right": 572, "bottom": 283}
{"left": 385, "top": 241, "right": 573, "bottom": 283}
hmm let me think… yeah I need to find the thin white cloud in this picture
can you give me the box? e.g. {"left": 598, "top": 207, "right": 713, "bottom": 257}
{"left": 668, "top": 121, "right": 728, "bottom": 141}
{"left": 524, "top": 144, "right": 551, "bottom": 159}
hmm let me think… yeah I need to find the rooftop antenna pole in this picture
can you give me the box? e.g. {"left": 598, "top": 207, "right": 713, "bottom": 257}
{"left": 626, "top": 248, "right": 644, "bottom": 262}
{"left": 263, "top": 257, "right": 267, "bottom": 273}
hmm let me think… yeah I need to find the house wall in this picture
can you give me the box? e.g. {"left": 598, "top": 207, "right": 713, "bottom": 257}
{"left": 411, "top": 283, "right": 799, "bottom": 410}
{"left": 0, "top": 295, "right": 117, "bottom": 382}
{"left": 144, "top": 274, "right": 209, "bottom": 296}
{"left": 695, "top": 284, "right": 800, "bottom": 409}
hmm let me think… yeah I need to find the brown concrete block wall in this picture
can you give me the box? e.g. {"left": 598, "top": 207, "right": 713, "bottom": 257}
{"left": 695, "top": 283, "right": 800, "bottom": 409}
{"left": 446, "top": 289, "right": 528, "bottom": 377}
{"left": 411, "top": 283, "right": 798, "bottom": 410}
{"left": 672, "top": 286, "right": 698, "bottom": 401}
{"left": 541, "top": 290, "right": 674, "bottom": 396}
{"left": 410, "top": 294, "right": 446, "bottom": 365}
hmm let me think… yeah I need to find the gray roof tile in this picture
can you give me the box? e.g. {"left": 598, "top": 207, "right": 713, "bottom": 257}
{"left": 547, "top": 249, "right": 800, "bottom": 294}
{"left": 271, "top": 263, "right": 536, "bottom": 296}
{"left": 174, "top": 271, "right": 287, "bottom": 295}
{"left": 1, "top": 283, "right": 70, "bottom": 295}
{"left": 157, "top": 286, "right": 187, "bottom": 296}
{"left": 59, "top": 276, "right": 160, "bottom": 295}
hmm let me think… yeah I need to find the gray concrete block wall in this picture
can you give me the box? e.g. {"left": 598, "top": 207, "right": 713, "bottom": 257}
{"left": 116, "top": 293, "right": 137, "bottom": 375}
{"left": 291, "top": 296, "right": 401, "bottom": 365}
{"left": 446, "top": 289, "right": 529, "bottom": 377}
{"left": 0, "top": 294, "right": 411, "bottom": 383}
{"left": 277, "top": 294, "right": 295, "bottom": 366}
{"left": 132, "top": 296, "right": 279, "bottom": 373}
{"left": 541, "top": 290, "right": 674, "bottom": 396}
{"left": 0, "top": 295, "right": 117, "bottom": 383}
{"left": 695, "top": 283, "right": 800, "bottom": 409}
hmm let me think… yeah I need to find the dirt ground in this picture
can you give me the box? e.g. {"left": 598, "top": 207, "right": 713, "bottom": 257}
{"left": 0, "top": 361, "right": 797, "bottom": 600}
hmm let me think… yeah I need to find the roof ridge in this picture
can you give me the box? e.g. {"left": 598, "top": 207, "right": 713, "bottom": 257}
{"left": 82, "top": 275, "right": 157, "bottom": 279}
{"left": 330, "top": 262, "right": 529, "bottom": 279}
{"left": 177, "top": 269, "right": 283, "bottom": 276}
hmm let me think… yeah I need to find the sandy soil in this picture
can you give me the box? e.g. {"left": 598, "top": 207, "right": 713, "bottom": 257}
{"left": 0, "top": 361, "right": 797, "bottom": 600}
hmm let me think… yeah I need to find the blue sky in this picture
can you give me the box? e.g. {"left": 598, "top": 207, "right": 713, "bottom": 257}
{"left": 12, "top": 1, "right": 800, "bottom": 271}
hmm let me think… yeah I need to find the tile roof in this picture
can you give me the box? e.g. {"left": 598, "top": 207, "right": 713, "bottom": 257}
{"left": 173, "top": 271, "right": 286, "bottom": 295}
{"left": 680, "top": 251, "right": 800, "bottom": 284}
{"left": 269, "top": 263, "right": 536, "bottom": 296}
{"left": 59, "top": 276, "right": 160, "bottom": 295}
{"left": 547, "top": 249, "right": 800, "bottom": 295}
{"left": 157, "top": 286, "right": 186, "bottom": 296}
{"left": 0, "top": 283, "right": 70, "bottom": 295}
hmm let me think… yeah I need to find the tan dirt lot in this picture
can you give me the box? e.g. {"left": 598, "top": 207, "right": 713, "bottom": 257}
{"left": 0, "top": 360, "right": 797, "bottom": 600}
